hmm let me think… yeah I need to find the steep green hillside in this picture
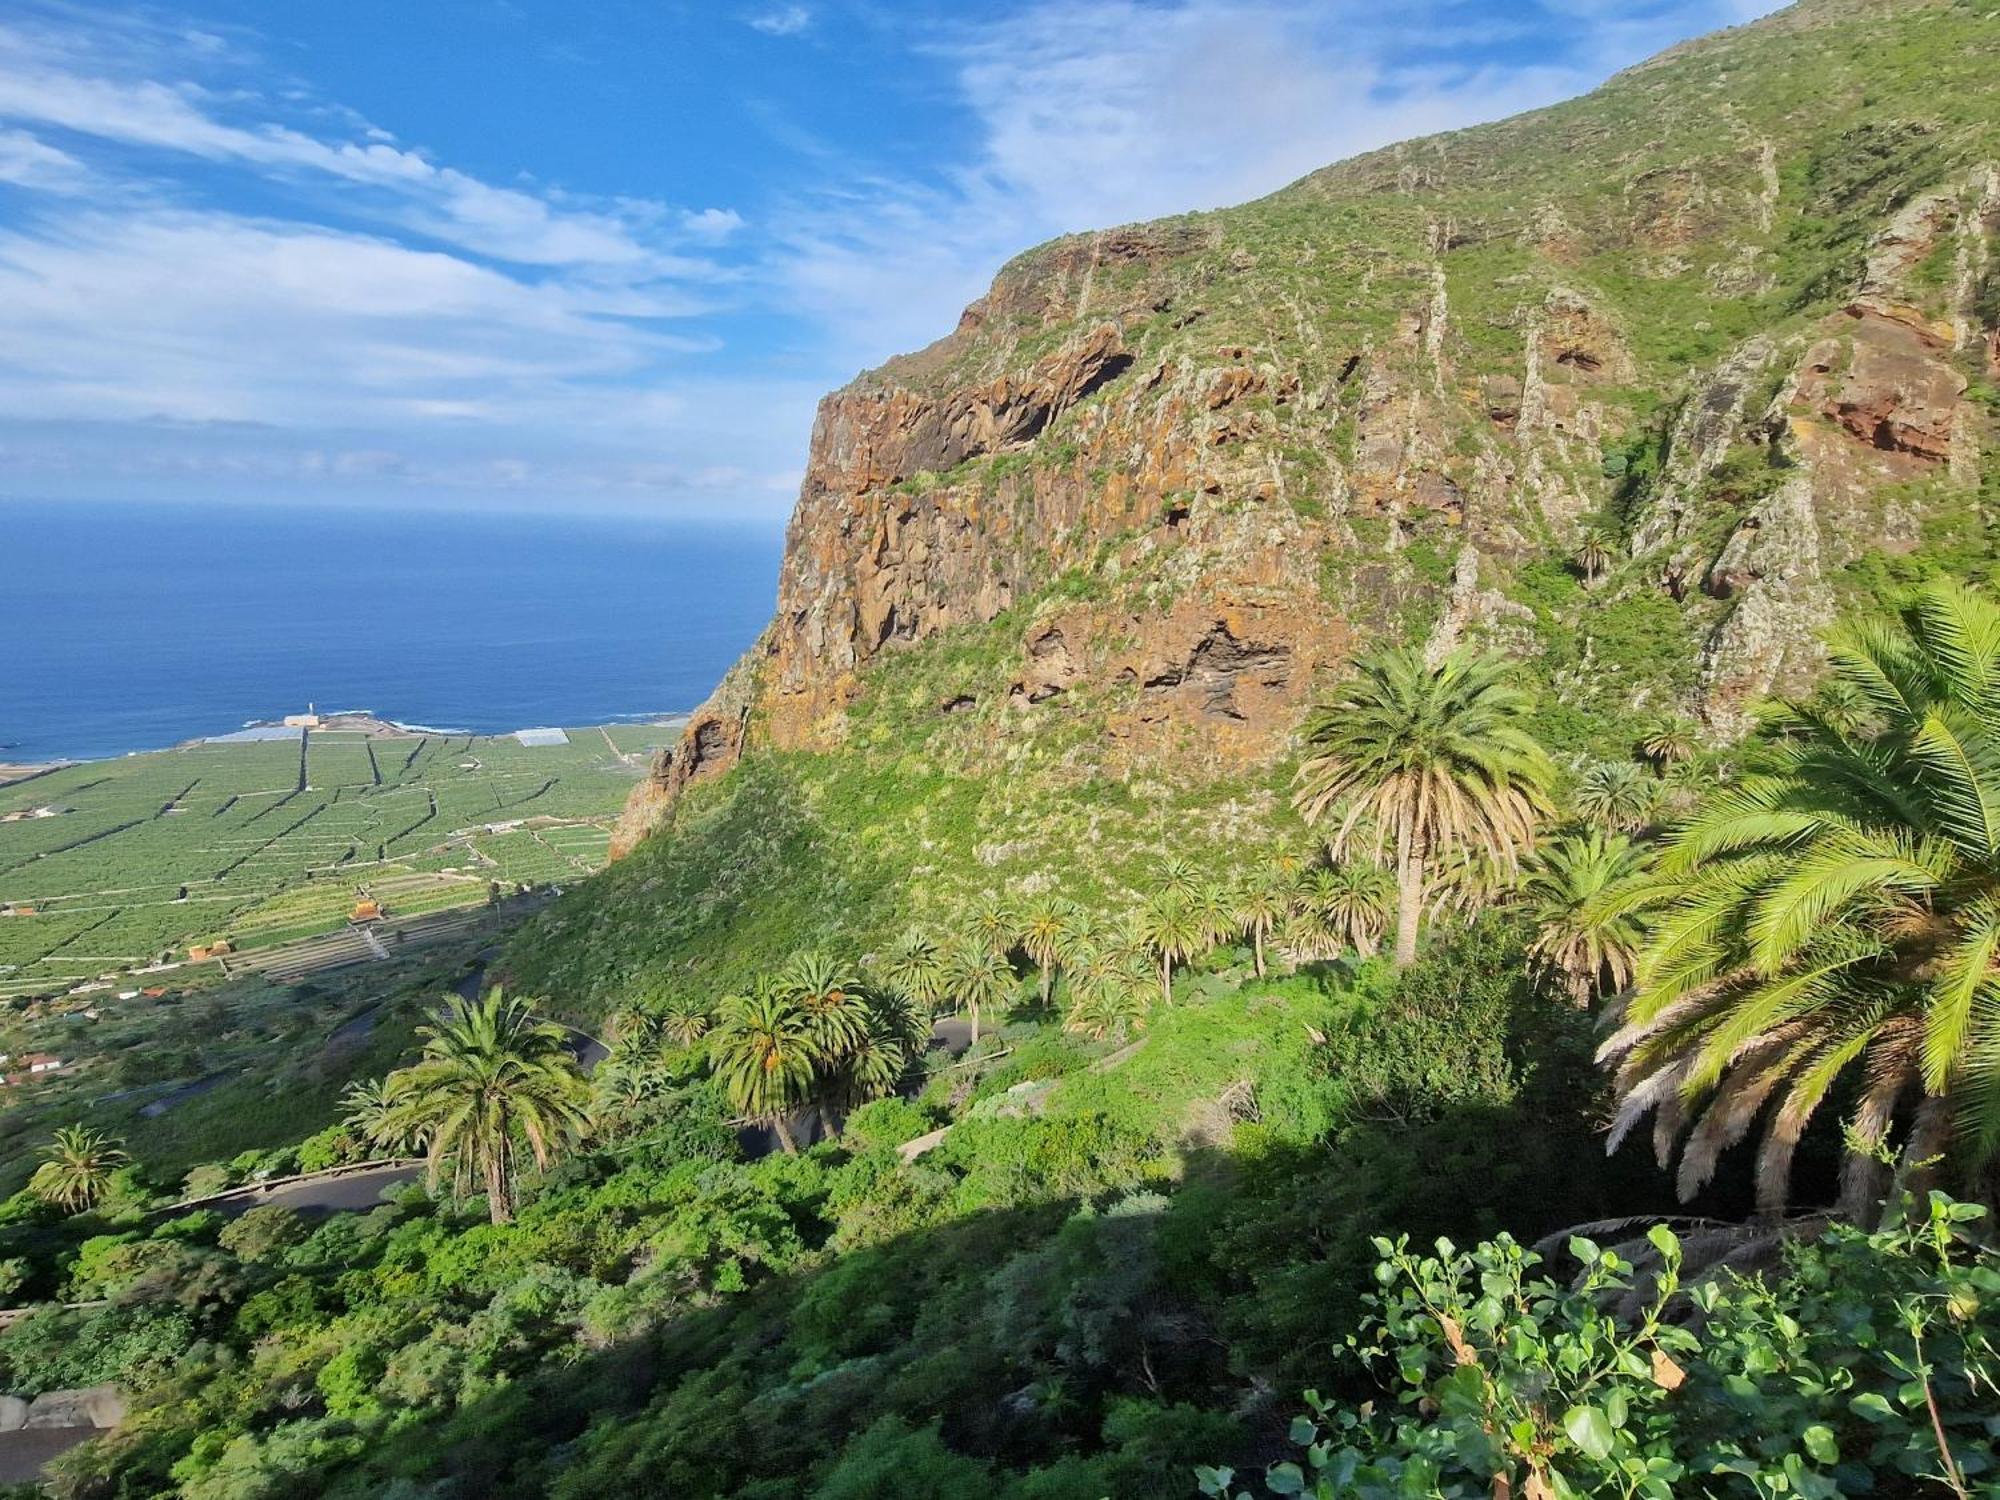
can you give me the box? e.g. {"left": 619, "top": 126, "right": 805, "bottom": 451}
{"left": 588, "top": 0, "right": 2000, "bottom": 1022}
{"left": 4, "top": 4, "right": 2000, "bottom": 1498}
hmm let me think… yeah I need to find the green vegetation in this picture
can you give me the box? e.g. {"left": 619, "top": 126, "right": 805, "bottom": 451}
{"left": 1607, "top": 579, "right": 2000, "bottom": 1216}
{"left": 4, "top": 587, "right": 1998, "bottom": 1497}
{"left": 1204, "top": 1191, "right": 1999, "bottom": 1500}
{"left": 369, "top": 988, "right": 591, "bottom": 1224}
{"left": 1294, "top": 647, "right": 1555, "bottom": 966}
{"left": 4, "top": 3, "right": 2000, "bottom": 1493}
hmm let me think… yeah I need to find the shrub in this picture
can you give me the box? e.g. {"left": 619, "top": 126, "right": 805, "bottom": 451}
{"left": 218, "top": 1206, "right": 307, "bottom": 1263}
{"left": 1201, "top": 1193, "right": 2000, "bottom": 1499}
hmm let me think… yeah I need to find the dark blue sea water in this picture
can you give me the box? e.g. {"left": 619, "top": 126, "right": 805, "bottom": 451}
{"left": 0, "top": 499, "right": 785, "bottom": 761}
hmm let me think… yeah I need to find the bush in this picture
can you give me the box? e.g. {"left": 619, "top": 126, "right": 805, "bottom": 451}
{"left": 218, "top": 1206, "right": 307, "bottom": 1263}
{"left": 1201, "top": 1192, "right": 2000, "bottom": 1499}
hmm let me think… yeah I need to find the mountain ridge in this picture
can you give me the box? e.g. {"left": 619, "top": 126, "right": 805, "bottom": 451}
{"left": 614, "top": 0, "right": 2000, "bottom": 855}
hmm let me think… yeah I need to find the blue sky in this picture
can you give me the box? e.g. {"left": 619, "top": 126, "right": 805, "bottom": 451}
{"left": 0, "top": 0, "right": 1779, "bottom": 522}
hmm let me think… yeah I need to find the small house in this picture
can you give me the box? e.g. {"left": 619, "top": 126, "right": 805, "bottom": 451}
{"left": 350, "top": 899, "right": 383, "bottom": 923}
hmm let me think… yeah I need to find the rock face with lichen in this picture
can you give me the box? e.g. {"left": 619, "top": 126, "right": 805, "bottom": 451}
{"left": 618, "top": 0, "right": 2000, "bottom": 852}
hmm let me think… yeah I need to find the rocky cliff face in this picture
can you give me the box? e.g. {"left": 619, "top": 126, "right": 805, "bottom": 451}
{"left": 617, "top": 0, "right": 2000, "bottom": 853}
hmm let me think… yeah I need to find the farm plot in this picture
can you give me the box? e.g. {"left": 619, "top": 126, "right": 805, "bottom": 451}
{"left": 0, "top": 727, "right": 640, "bottom": 995}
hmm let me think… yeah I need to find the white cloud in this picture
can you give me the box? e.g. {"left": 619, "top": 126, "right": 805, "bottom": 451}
{"left": 0, "top": 0, "right": 1777, "bottom": 515}
{"left": 0, "top": 7, "right": 798, "bottom": 513}
{"left": 768, "top": 0, "right": 1775, "bottom": 367}
{"left": 682, "top": 206, "right": 747, "bottom": 239}
{"left": 0, "top": 18, "right": 730, "bottom": 273}
{"left": 0, "top": 125, "right": 85, "bottom": 190}
{"left": 747, "top": 6, "right": 813, "bottom": 38}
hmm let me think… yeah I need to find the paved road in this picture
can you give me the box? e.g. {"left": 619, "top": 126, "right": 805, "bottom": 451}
{"left": 168, "top": 1163, "right": 423, "bottom": 1221}
{"left": 0, "top": 1427, "right": 100, "bottom": 1484}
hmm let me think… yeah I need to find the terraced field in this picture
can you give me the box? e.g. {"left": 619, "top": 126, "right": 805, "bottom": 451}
{"left": 0, "top": 724, "right": 669, "bottom": 999}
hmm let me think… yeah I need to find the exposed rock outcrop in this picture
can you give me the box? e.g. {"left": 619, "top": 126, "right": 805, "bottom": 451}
{"left": 617, "top": 0, "right": 1998, "bottom": 850}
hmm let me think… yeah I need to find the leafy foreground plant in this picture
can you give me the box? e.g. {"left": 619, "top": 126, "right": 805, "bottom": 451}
{"left": 1200, "top": 1193, "right": 1999, "bottom": 1500}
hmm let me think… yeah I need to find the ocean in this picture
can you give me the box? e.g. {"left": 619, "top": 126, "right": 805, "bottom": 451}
{"left": 0, "top": 499, "right": 785, "bottom": 762}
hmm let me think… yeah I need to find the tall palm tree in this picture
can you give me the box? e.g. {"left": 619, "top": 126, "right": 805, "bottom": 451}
{"left": 1294, "top": 646, "right": 1554, "bottom": 967}
{"left": 1637, "top": 713, "right": 1699, "bottom": 770}
{"left": 1603, "top": 579, "right": 2000, "bottom": 1220}
{"left": 709, "top": 980, "right": 818, "bottom": 1154}
{"left": 380, "top": 987, "right": 591, "bottom": 1224}
{"left": 824, "top": 1007, "right": 910, "bottom": 1118}
{"left": 29, "top": 1126, "right": 129, "bottom": 1214}
{"left": 1573, "top": 759, "right": 1658, "bottom": 833}
{"left": 1190, "top": 881, "right": 1237, "bottom": 955}
{"left": 942, "top": 936, "right": 1015, "bottom": 1045}
{"left": 966, "top": 895, "right": 1019, "bottom": 960}
{"left": 1232, "top": 870, "right": 1291, "bottom": 978}
{"left": 1521, "top": 831, "right": 1655, "bottom": 1005}
{"left": 1574, "top": 525, "right": 1618, "bottom": 584}
{"left": 777, "top": 952, "right": 868, "bottom": 1057}
{"left": 1132, "top": 890, "right": 1208, "bottom": 1006}
{"left": 1018, "top": 896, "right": 1082, "bottom": 1008}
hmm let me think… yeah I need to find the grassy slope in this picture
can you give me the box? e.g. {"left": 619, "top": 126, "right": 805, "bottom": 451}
{"left": 510, "top": 0, "right": 2000, "bottom": 1024}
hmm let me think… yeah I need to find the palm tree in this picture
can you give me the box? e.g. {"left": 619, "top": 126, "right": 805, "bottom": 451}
{"left": 1232, "top": 871, "right": 1291, "bottom": 978}
{"left": 656, "top": 993, "right": 714, "bottom": 1050}
{"left": 966, "top": 895, "right": 1019, "bottom": 960}
{"left": 340, "top": 1077, "right": 422, "bottom": 1155}
{"left": 1574, "top": 525, "right": 1619, "bottom": 584}
{"left": 824, "top": 1007, "right": 910, "bottom": 1118}
{"left": 1294, "top": 646, "right": 1554, "bottom": 967}
{"left": 1132, "top": 890, "right": 1208, "bottom": 1006}
{"left": 1521, "top": 831, "right": 1655, "bottom": 1005}
{"left": 606, "top": 1004, "right": 662, "bottom": 1054}
{"left": 1572, "top": 759, "right": 1658, "bottom": 833}
{"left": 1602, "top": 579, "right": 2000, "bottom": 1220}
{"left": 1158, "top": 856, "right": 1204, "bottom": 902}
{"left": 1637, "top": 713, "right": 1699, "bottom": 770}
{"left": 1063, "top": 930, "right": 1154, "bottom": 1039}
{"left": 1309, "top": 862, "right": 1395, "bottom": 958}
{"left": 1018, "top": 896, "right": 1082, "bottom": 1008}
{"left": 881, "top": 929, "right": 949, "bottom": 1018}
{"left": 1065, "top": 965, "right": 1151, "bottom": 1042}
{"left": 591, "top": 1062, "right": 671, "bottom": 1135}
{"left": 380, "top": 987, "right": 591, "bottom": 1224}
{"left": 1189, "top": 880, "right": 1237, "bottom": 955}
{"left": 942, "top": 936, "right": 1015, "bottom": 1045}
{"left": 29, "top": 1126, "right": 129, "bottom": 1214}
{"left": 709, "top": 980, "right": 818, "bottom": 1154}
{"left": 1277, "top": 900, "right": 1339, "bottom": 965}
{"left": 777, "top": 952, "right": 868, "bottom": 1057}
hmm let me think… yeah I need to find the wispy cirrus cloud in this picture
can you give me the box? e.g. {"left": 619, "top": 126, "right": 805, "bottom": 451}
{"left": 0, "top": 0, "right": 1785, "bottom": 515}
{"left": 0, "top": 4, "right": 793, "bottom": 511}
{"left": 765, "top": 0, "right": 1770, "bottom": 365}
{"left": 0, "top": 125, "right": 85, "bottom": 190}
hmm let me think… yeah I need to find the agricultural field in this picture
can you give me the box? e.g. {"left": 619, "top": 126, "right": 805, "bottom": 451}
{"left": 0, "top": 725, "right": 658, "bottom": 1000}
